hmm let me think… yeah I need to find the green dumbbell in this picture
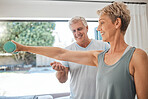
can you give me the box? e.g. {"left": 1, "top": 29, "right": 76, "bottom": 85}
{"left": 3, "top": 41, "right": 18, "bottom": 54}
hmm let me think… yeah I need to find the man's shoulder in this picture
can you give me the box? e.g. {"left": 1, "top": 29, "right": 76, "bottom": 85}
{"left": 92, "top": 39, "right": 107, "bottom": 44}
{"left": 65, "top": 42, "right": 76, "bottom": 50}
{"left": 92, "top": 39, "right": 110, "bottom": 49}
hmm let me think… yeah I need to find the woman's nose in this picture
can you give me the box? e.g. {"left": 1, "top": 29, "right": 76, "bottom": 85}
{"left": 97, "top": 25, "right": 101, "bottom": 31}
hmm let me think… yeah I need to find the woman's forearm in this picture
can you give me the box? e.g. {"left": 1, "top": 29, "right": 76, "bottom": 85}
{"left": 22, "top": 46, "right": 67, "bottom": 61}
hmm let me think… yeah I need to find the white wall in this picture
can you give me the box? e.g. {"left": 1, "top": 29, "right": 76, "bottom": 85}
{"left": 0, "top": 0, "right": 147, "bottom": 20}
{"left": 0, "top": 0, "right": 110, "bottom": 20}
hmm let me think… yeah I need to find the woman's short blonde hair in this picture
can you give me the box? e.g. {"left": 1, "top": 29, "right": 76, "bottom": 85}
{"left": 97, "top": 2, "right": 131, "bottom": 34}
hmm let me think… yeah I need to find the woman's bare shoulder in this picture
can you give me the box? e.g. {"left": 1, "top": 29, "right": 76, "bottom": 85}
{"left": 133, "top": 48, "right": 147, "bottom": 59}
{"left": 132, "top": 48, "right": 148, "bottom": 67}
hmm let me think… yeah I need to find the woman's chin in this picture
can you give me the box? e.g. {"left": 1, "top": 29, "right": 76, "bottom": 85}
{"left": 102, "top": 39, "right": 108, "bottom": 42}
{"left": 102, "top": 38, "right": 106, "bottom": 42}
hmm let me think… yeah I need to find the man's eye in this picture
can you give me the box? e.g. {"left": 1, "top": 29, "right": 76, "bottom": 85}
{"left": 77, "top": 28, "right": 82, "bottom": 31}
{"left": 72, "top": 30, "right": 75, "bottom": 33}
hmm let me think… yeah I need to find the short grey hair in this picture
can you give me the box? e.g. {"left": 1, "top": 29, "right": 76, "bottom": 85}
{"left": 97, "top": 2, "right": 130, "bottom": 33}
{"left": 69, "top": 16, "right": 88, "bottom": 30}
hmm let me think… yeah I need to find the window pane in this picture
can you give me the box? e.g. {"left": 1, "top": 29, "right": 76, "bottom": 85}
{"left": 0, "top": 21, "right": 98, "bottom": 97}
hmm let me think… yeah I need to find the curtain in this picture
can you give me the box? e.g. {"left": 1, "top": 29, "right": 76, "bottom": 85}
{"left": 125, "top": 4, "right": 148, "bottom": 53}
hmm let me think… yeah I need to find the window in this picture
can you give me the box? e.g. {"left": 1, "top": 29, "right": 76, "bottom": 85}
{"left": 0, "top": 21, "right": 98, "bottom": 97}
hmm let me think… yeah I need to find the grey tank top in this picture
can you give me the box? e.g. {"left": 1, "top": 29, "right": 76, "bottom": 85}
{"left": 96, "top": 47, "right": 136, "bottom": 99}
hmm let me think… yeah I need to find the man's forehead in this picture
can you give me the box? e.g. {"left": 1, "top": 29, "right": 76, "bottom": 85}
{"left": 71, "top": 21, "right": 83, "bottom": 25}
{"left": 71, "top": 23, "right": 84, "bottom": 28}
{"left": 71, "top": 26, "right": 83, "bottom": 30}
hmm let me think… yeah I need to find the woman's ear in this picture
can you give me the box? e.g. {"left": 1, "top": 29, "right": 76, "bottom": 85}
{"left": 115, "top": 18, "right": 121, "bottom": 29}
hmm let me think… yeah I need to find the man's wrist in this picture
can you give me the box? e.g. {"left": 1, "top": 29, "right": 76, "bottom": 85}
{"left": 57, "top": 70, "right": 65, "bottom": 73}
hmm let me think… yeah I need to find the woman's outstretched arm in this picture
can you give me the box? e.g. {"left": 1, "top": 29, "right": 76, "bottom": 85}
{"left": 12, "top": 40, "right": 101, "bottom": 66}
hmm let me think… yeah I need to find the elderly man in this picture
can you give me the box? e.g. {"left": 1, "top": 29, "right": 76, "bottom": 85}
{"left": 50, "top": 16, "right": 110, "bottom": 99}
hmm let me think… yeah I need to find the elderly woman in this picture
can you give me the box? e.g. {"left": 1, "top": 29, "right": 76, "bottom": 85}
{"left": 12, "top": 2, "right": 148, "bottom": 99}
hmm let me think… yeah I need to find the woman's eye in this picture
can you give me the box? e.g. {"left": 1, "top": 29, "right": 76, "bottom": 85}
{"left": 101, "top": 22, "right": 104, "bottom": 24}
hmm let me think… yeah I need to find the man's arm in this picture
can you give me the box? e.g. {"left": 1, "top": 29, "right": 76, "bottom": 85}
{"left": 12, "top": 40, "right": 101, "bottom": 66}
{"left": 132, "top": 49, "right": 148, "bottom": 99}
{"left": 50, "top": 61, "right": 69, "bottom": 83}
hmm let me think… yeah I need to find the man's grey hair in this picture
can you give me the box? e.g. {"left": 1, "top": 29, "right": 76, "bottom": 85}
{"left": 69, "top": 16, "right": 88, "bottom": 30}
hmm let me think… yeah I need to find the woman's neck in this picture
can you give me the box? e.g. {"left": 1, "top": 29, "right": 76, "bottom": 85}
{"left": 109, "top": 32, "right": 128, "bottom": 53}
